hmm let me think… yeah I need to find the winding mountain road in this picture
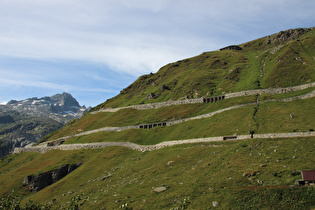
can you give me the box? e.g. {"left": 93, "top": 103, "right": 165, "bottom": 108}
{"left": 13, "top": 83, "right": 315, "bottom": 154}
{"left": 14, "top": 132, "right": 315, "bottom": 153}
{"left": 43, "top": 89, "right": 315, "bottom": 144}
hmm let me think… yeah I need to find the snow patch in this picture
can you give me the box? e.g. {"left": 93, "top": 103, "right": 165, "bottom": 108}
{"left": 64, "top": 111, "right": 75, "bottom": 114}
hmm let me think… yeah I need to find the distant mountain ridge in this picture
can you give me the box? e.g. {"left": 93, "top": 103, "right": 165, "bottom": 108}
{"left": 5, "top": 92, "right": 87, "bottom": 122}
{"left": 0, "top": 92, "right": 90, "bottom": 157}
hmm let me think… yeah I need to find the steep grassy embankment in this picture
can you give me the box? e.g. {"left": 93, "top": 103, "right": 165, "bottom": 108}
{"left": 38, "top": 27, "right": 315, "bottom": 145}
{"left": 1, "top": 137, "right": 315, "bottom": 209}
{"left": 40, "top": 88, "right": 315, "bottom": 146}
{"left": 91, "top": 28, "right": 315, "bottom": 110}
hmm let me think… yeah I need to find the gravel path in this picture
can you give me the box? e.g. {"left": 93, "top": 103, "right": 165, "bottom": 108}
{"left": 92, "top": 82, "right": 315, "bottom": 113}
{"left": 14, "top": 132, "right": 315, "bottom": 154}
{"left": 43, "top": 90, "right": 315, "bottom": 145}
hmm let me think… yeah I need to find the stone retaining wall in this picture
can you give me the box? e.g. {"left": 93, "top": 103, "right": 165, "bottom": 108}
{"left": 13, "top": 132, "right": 315, "bottom": 154}
{"left": 92, "top": 98, "right": 203, "bottom": 114}
{"left": 45, "top": 90, "right": 315, "bottom": 144}
{"left": 224, "top": 82, "right": 315, "bottom": 99}
{"left": 43, "top": 125, "right": 140, "bottom": 144}
{"left": 92, "top": 82, "right": 315, "bottom": 113}
{"left": 254, "top": 132, "right": 315, "bottom": 139}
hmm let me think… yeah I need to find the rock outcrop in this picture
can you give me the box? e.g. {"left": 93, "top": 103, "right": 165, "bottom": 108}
{"left": 146, "top": 93, "right": 156, "bottom": 100}
{"left": 264, "top": 28, "right": 312, "bottom": 44}
{"left": 23, "top": 163, "right": 82, "bottom": 192}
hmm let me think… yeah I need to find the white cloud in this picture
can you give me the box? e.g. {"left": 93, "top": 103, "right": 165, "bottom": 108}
{"left": 5, "top": 0, "right": 304, "bottom": 75}
{"left": 0, "top": 77, "right": 116, "bottom": 95}
{"left": 0, "top": 0, "right": 314, "bottom": 106}
{"left": 1, "top": 1, "right": 314, "bottom": 72}
{"left": 0, "top": 68, "right": 116, "bottom": 94}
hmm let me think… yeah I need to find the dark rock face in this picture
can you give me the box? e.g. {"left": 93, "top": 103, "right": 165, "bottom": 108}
{"left": 47, "top": 140, "right": 65, "bottom": 147}
{"left": 31, "top": 172, "right": 53, "bottom": 192}
{"left": 160, "top": 84, "right": 169, "bottom": 92}
{"left": 0, "top": 115, "right": 15, "bottom": 124}
{"left": 68, "top": 163, "right": 82, "bottom": 173}
{"left": 23, "top": 163, "right": 82, "bottom": 192}
{"left": 0, "top": 137, "right": 34, "bottom": 158}
{"left": 0, "top": 119, "right": 62, "bottom": 158}
{"left": 52, "top": 164, "right": 69, "bottom": 183}
{"left": 220, "top": 45, "right": 242, "bottom": 51}
{"left": 146, "top": 93, "right": 156, "bottom": 100}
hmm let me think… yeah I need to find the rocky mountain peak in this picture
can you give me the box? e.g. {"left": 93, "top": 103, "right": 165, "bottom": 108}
{"left": 4, "top": 92, "right": 88, "bottom": 118}
{"left": 49, "top": 92, "right": 81, "bottom": 114}
{"left": 0, "top": 92, "right": 90, "bottom": 157}
{"left": 50, "top": 92, "right": 79, "bottom": 105}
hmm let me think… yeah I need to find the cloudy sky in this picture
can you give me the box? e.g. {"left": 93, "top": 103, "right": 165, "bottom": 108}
{"left": 1, "top": 0, "right": 314, "bottom": 107}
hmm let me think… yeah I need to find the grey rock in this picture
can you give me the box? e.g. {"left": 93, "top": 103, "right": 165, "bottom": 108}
{"left": 160, "top": 84, "right": 166, "bottom": 92}
{"left": 68, "top": 191, "right": 75, "bottom": 195}
{"left": 264, "top": 28, "right": 312, "bottom": 45}
{"left": 153, "top": 186, "right": 167, "bottom": 192}
{"left": 146, "top": 93, "right": 155, "bottom": 100}
{"left": 212, "top": 201, "right": 219, "bottom": 207}
{"left": 102, "top": 174, "right": 113, "bottom": 181}
{"left": 243, "top": 171, "right": 260, "bottom": 177}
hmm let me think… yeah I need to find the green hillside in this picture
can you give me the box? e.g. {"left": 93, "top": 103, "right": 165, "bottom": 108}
{"left": 1, "top": 138, "right": 314, "bottom": 209}
{"left": 92, "top": 27, "right": 315, "bottom": 110}
{"left": 42, "top": 93, "right": 315, "bottom": 146}
{"left": 1, "top": 27, "right": 315, "bottom": 209}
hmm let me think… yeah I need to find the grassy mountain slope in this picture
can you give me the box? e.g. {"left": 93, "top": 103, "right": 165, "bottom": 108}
{"left": 39, "top": 27, "right": 315, "bottom": 145}
{"left": 92, "top": 27, "right": 315, "bottom": 110}
{"left": 43, "top": 94, "right": 315, "bottom": 146}
{"left": 1, "top": 27, "right": 315, "bottom": 209}
{"left": 1, "top": 137, "right": 314, "bottom": 209}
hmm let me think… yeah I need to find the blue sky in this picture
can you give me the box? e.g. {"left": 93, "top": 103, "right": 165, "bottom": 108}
{"left": 1, "top": 0, "right": 314, "bottom": 107}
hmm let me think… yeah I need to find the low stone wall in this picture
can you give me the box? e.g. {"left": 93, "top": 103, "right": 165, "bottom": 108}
{"left": 44, "top": 125, "right": 140, "bottom": 144}
{"left": 225, "top": 82, "right": 315, "bottom": 99}
{"left": 92, "top": 98, "right": 203, "bottom": 114}
{"left": 46, "top": 90, "right": 315, "bottom": 144}
{"left": 92, "top": 82, "right": 315, "bottom": 113}
{"left": 14, "top": 147, "right": 51, "bottom": 154}
{"left": 254, "top": 132, "right": 315, "bottom": 139}
{"left": 13, "top": 132, "right": 315, "bottom": 154}
{"left": 45, "top": 103, "right": 253, "bottom": 144}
